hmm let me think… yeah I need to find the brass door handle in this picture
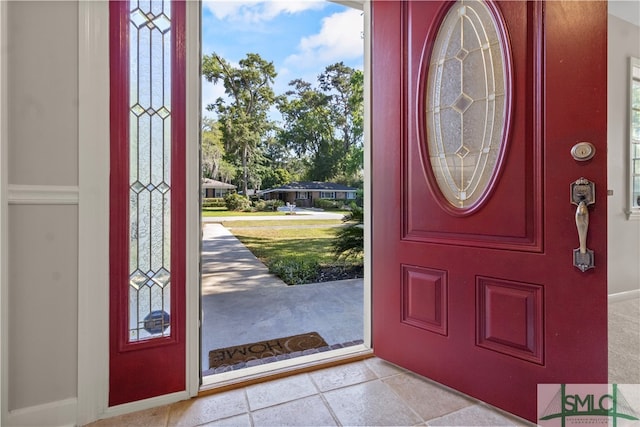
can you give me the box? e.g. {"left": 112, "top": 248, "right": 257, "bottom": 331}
{"left": 575, "top": 201, "right": 589, "bottom": 254}
{"left": 571, "top": 178, "right": 595, "bottom": 272}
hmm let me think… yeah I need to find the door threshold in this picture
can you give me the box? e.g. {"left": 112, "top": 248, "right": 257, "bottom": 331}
{"left": 198, "top": 345, "right": 373, "bottom": 397}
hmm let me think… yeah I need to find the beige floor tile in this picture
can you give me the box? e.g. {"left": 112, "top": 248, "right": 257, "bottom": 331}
{"left": 609, "top": 349, "right": 640, "bottom": 384}
{"left": 608, "top": 324, "right": 640, "bottom": 357}
{"left": 426, "top": 403, "right": 531, "bottom": 426}
{"left": 364, "top": 356, "right": 407, "bottom": 378}
{"left": 245, "top": 374, "right": 318, "bottom": 410}
{"left": 251, "top": 395, "right": 337, "bottom": 426}
{"left": 383, "top": 372, "right": 475, "bottom": 420}
{"left": 609, "top": 310, "right": 640, "bottom": 333}
{"left": 323, "top": 379, "right": 422, "bottom": 426}
{"left": 167, "top": 389, "right": 248, "bottom": 427}
{"left": 309, "top": 360, "right": 378, "bottom": 392}
{"left": 199, "top": 413, "right": 252, "bottom": 427}
{"left": 612, "top": 298, "right": 640, "bottom": 314}
{"left": 85, "top": 405, "right": 170, "bottom": 427}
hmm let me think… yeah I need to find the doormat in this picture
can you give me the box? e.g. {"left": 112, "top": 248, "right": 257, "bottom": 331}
{"left": 209, "top": 332, "right": 328, "bottom": 369}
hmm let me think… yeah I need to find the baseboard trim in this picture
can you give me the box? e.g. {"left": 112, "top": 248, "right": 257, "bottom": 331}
{"left": 608, "top": 289, "right": 640, "bottom": 303}
{"left": 8, "top": 185, "right": 79, "bottom": 205}
{"left": 100, "top": 390, "right": 189, "bottom": 420}
{"left": 7, "top": 398, "right": 77, "bottom": 427}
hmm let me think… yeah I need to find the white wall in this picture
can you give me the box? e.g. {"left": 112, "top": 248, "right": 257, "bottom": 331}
{"left": 5, "top": 0, "right": 79, "bottom": 415}
{"left": 607, "top": 13, "right": 640, "bottom": 296}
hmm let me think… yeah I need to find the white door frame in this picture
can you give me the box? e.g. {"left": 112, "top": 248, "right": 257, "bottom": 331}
{"left": 76, "top": 0, "right": 371, "bottom": 423}
{"left": 1, "top": 1, "right": 9, "bottom": 425}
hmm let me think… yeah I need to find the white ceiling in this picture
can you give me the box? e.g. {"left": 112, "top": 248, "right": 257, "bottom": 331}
{"left": 609, "top": 1, "right": 640, "bottom": 27}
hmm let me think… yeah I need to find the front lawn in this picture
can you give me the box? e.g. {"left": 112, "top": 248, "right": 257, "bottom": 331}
{"left": 227, "top": 220, "right": 363, "bottom": 285}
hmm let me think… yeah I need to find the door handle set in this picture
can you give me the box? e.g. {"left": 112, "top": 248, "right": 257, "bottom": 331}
{"left": 571, "top": 177, "right": 595, "bottom": 272}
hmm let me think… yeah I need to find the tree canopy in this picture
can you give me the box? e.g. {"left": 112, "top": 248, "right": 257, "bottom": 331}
{"left": 202, "top": 52, "right": 278, "bottom": 195}
{"left": 202, "top": 54, "right": 364, "bottom": 194}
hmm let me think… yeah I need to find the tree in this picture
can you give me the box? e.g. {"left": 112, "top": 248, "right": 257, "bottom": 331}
{"left": 277, "top": 79, "right": 340, "bottom": 181}
{"left": 277, "top": 63, "right": 364, "bottom": 183}
{"left": 261, "top": 167, "right": 292, "bottom": 190}
{"left": 319, "top": 63, "right": 364, "bottom": 181}
{"left": 319, "top": 63, "right": 363, "bottom": 154}
{"left": 202, "top": 52, "right": 278, "bottom": 195}
{"left": 201, "top": 118, "right": 236, "bottom": 182}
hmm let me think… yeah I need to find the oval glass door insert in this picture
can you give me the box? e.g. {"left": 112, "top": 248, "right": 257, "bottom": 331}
{"left": 425, "top": 0, "right": 510, "bottom": 211}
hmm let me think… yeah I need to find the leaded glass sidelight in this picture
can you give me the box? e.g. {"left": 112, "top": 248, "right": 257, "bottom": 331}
{"left": 425, "top": 0, "right": 509, "bottom": 210}
{"left": 128, "top": 0, "right": 172, "bottom": 342}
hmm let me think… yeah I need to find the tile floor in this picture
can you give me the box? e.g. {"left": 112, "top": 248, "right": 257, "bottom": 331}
{"left": 87, "top": 298, "right": 639, "bottom": 427}
{"left": 608, "top": 297, "right": 640, "bottom": 384}
{"left": 87, "top": 357, "right": 532, "bottom": 427}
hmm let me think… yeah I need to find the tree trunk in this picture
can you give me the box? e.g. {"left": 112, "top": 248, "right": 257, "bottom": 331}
{"left": 242, "top": 145, "right": 248, "bottom": 196}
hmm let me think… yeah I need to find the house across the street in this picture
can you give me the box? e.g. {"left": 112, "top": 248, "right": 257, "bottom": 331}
{"left": 260, "top": 181, "right": 357, "bottom": 208}
{"left": 202, "top": 178, "right": 236, "bottom": 198}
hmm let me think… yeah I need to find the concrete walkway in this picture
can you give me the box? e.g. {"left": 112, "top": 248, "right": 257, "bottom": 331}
{"left": 200, "top": 222, "right": 364, "bottom": 373}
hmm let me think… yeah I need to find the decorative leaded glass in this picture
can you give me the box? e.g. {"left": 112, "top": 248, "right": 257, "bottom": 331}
{"left": 128, "top": 0, "right": 172, "bottom": 342}
{"left": 631, "top": 59, "right": 640, "bottom": 208}
{"left": 425, "top": 0, "right": 509, "bottom": 209}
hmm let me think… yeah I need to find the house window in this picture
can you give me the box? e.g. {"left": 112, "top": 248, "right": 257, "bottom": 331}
{"left": 296, "top": 191, "right": 308, "bottom": 199}
{"left": 320, "top": 191, "right": 335, "bottom": 199}
{"left": 346, "top": 192, "right": 356, "bottom": 200}
{"left": 629, "top": 57, "right": 640, "bottom": 219}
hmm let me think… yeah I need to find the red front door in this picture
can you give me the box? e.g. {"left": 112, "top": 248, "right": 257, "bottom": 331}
{"left": 372, "top": 0, "right": 607, "bottom": 422}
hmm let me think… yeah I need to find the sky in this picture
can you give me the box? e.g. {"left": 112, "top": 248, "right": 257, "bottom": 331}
{"left": 201, "top": 0, "right": 365, "bottom": 122}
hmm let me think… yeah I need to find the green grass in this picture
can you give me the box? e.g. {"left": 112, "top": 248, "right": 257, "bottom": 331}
{"left": 230, "top": 224, "right": 362, "bottom": 267}
{"left": 223, "top": 218, "right": 363, "bottom": 285}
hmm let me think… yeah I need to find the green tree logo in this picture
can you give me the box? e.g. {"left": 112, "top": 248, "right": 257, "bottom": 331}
{"left": 540, "top": 384, "right": 639, "bottom": 427}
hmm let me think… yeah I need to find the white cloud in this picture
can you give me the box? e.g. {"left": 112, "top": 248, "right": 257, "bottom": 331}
{"left": 284, "top": 8, "right": 363, "bottom": 70}
{"left": 202, "top": 0, "right": 326, "bottom": 24}
{"left": 201, "top": 76, "right": 227, "bottom": 118}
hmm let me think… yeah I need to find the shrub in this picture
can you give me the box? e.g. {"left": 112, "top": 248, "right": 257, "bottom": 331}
{"left": 313, "top": 198, "right": 344, "bottom": 210}
{"left": 224, "top": 193, "right": 251, "bottom": 211}
{"left": 268, "top": 257, "right": 320, "bottom": 285}
{"left": 252, "top": 200, "right": 267, "bottom": 211}
{"left": 252, "top": 199, "right": 284, "bottom": 212}
{"left": 332, "top": 204, "right": 364, "bottom": 260}
{"left": 202, "top": 197, "right": 226, "bottom": 208}
{"left": 264, "top": 199, "right": 284, "bottom": 211}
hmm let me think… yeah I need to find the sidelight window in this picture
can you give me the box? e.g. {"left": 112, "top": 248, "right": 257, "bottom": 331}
{"left": 629, "top": 57, "right": 640, "bottom": 218}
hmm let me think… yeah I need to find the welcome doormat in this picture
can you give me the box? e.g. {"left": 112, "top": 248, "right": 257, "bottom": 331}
{"left": 209, "top": 332, "right": 328, "bottom": 369}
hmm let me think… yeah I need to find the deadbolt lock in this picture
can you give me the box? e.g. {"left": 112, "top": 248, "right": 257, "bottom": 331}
{"left": 571, "top": 142, "right": 596, "bottom": 161}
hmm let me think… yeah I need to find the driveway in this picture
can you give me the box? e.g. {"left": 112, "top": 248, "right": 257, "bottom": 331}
{"left": 202, "top": 207, "right": 345, "bottom": 222}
